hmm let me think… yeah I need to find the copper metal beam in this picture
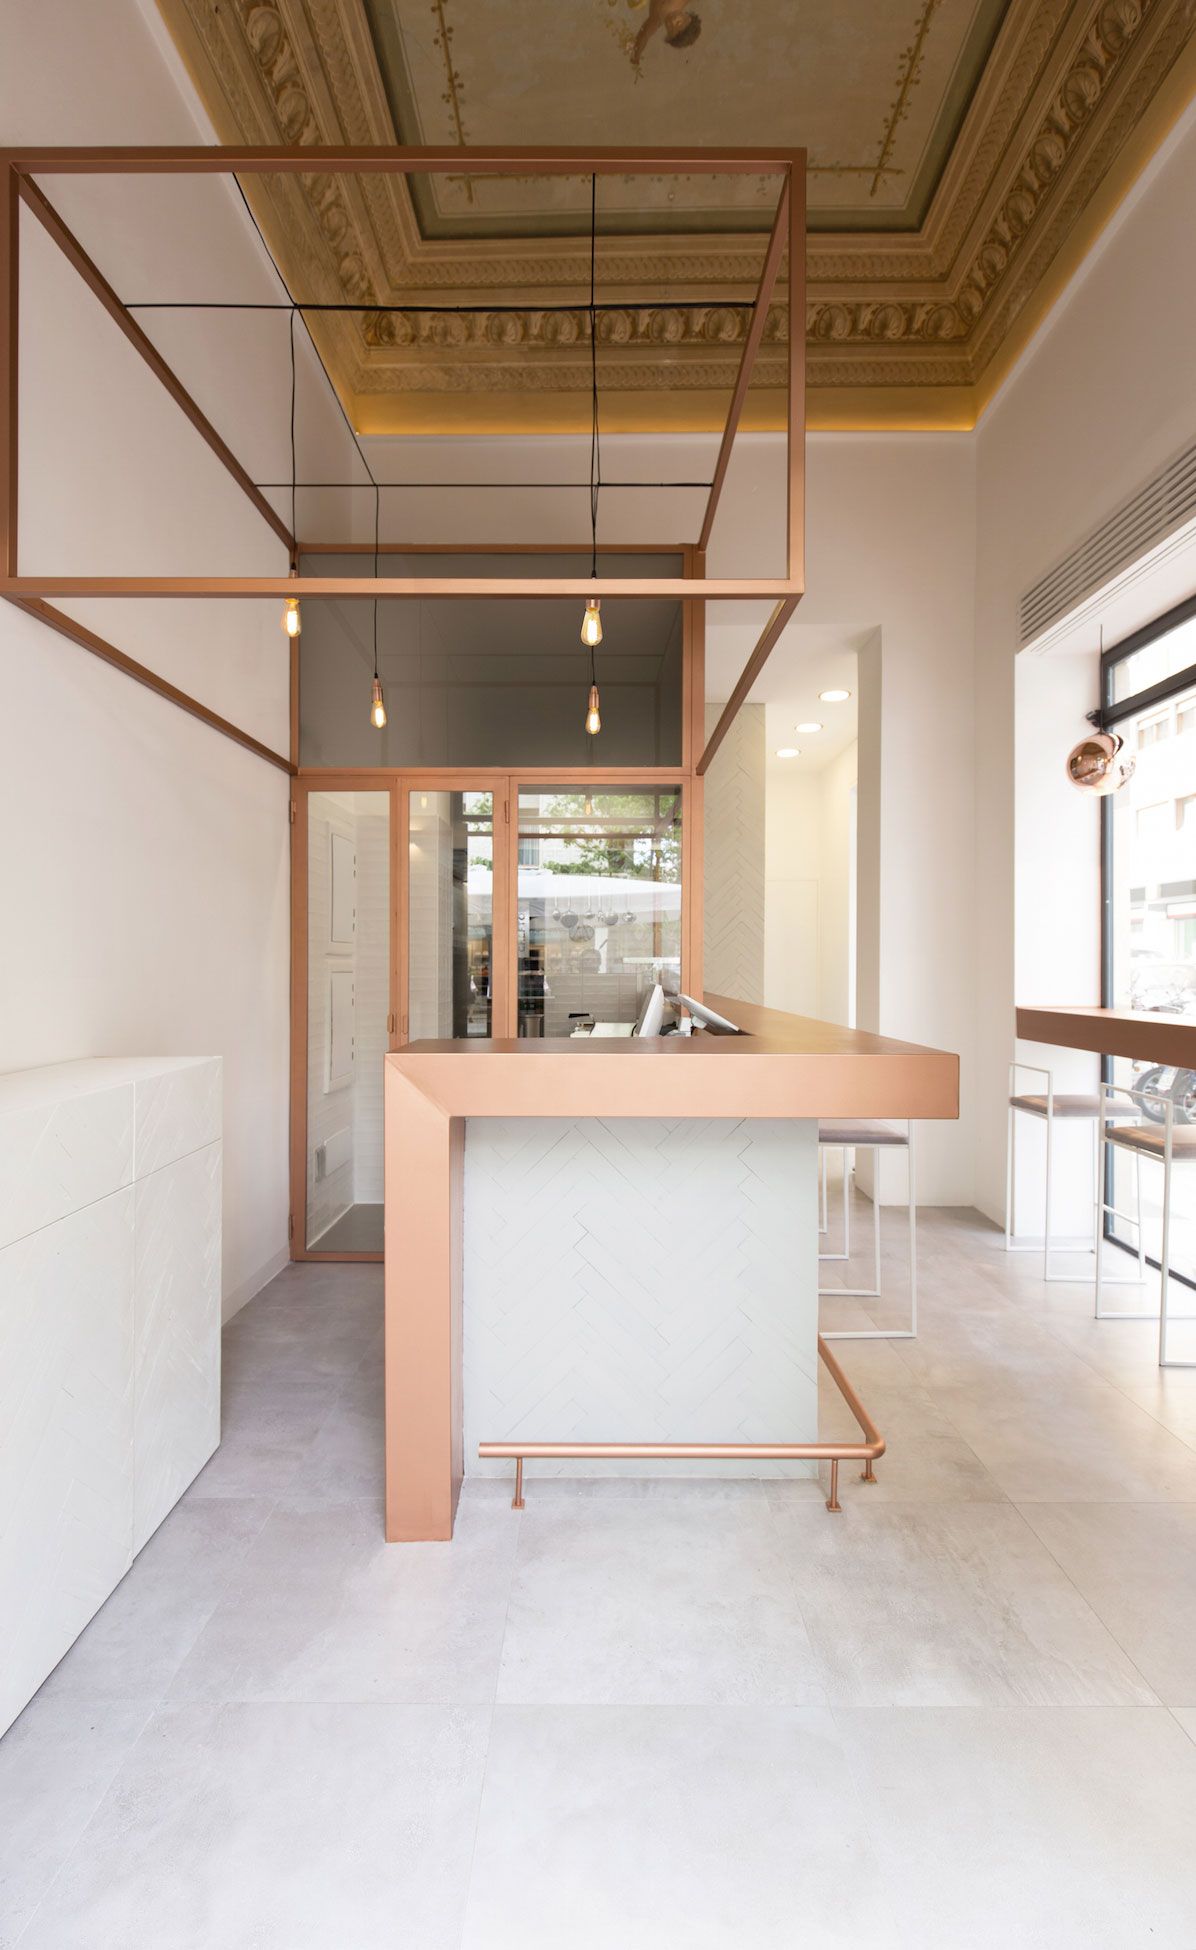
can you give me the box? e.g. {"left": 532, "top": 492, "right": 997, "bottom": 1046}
{"left": 696, "top": 596, "right": 799, "bottom": 775}
{"left": 0, "top": 574, "right": 800, "bottom": 600}
{"left": 696, "top": 179, "right": 789, "bottom": 556}
{"left": 787, "top": 152, "right": 806, "bottom": 586}
{"left": 17, "top": 177, "right": 294, "bottom": 556}
{"left": 8, "top": 596, "right": 294, "bottom": 774}
{"left": 1, "top": 145, "right": 800, "bottom": 176}
{"left": 1, "top": 165, "right": 16, "bottom": 577}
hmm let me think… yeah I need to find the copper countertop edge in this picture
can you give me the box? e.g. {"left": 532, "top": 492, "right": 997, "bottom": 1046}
{"left": 388, "top": 994, "right": 960, "bottom": 1120}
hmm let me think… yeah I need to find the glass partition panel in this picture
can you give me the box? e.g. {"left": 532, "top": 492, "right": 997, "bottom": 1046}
{"left": 298, "top": 552, "right": 684, "bottom": 769}
{"left": 516, "top": 787, "right": 682, "bottom": 1037}
{"left": 306, "top": 790, "right": 390, "bottom": 1253}
{"left": 408, "top": 790, "right": 494, "bottom": 1040}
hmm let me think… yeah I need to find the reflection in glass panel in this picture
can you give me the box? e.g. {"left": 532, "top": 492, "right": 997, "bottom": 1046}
{"left": 517, "top": 788, "right": 682, "bottom": 1038}
{"left": 298, "top": 553, "right": 683, "bottom": 769}
{"left": 306, "top": 791, "right": 390, "bottom": 1253}
{"left": 408, "top": 791, "right": 493, "bottom": 1039}
{"left": 1105, "top": 676, "right": 1196, "bottom": 1308}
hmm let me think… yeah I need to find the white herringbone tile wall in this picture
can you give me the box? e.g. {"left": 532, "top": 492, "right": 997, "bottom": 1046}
{"left": 703, "top": 701, "right": 765, "bottom": 1004}
{"left": 463, "top": 1116, "right": 818, "bottom": 1476}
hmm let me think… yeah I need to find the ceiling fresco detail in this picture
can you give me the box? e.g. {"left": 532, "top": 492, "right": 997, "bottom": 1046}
{"left": 358, "top": 0, "right": 1009, "bottom": 236}
{"left": 157, "top": 0, "right": 1196, "bottom": 426}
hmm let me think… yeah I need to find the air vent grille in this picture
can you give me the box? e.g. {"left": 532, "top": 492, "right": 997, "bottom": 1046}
{"left": 1020, "top": 438, "right": 1196, "bottom": 646}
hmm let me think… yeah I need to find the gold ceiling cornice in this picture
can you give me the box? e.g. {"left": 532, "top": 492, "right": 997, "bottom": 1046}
{"left": 157, "top": 0, "right": 1196, "bottom": 431}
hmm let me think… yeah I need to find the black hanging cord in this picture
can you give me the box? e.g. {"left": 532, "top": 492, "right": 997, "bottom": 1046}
{"left": 588, "top": 173, "right": 600, "bottom": 690}
{"left": 231, "top": 178, "right": 380, "bottom": 514}
{"left": 373, "top": 479, "right": 381, "bottom": 687}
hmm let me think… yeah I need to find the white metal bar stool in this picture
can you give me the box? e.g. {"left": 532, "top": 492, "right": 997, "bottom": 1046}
{"left": 817, "top": 1121, "right": 916, "bottom": 1340}
{"left": 1006, "top": 1061, "right": 1142, "bottom": 1283}
{"left": 1096, "top": 1082, "right": 1196, "bottom": 1366}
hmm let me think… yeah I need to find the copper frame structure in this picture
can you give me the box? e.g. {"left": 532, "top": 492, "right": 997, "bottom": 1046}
{"left": 0, "top": 143, "right": 805, "bottom": 778}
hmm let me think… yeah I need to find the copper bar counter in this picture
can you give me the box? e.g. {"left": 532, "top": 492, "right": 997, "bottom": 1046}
{"left": 1016, "top": 1005, "right": 1196, "bottom": 1070}
{"left": 383, "top": 996, "right": 959, "bottom": 1540}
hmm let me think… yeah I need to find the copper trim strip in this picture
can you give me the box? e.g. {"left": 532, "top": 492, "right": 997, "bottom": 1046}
{"left": 479, "top": 1333, "right": 884, "bottom": 1516}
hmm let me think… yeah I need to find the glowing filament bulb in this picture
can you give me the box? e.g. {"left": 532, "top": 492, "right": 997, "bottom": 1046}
{"left": 370, "top": 677, "right": 387, "bottom": 730}
{"left": 281, "top": 562, "right": 302, "bottom": 637}
{"left": 585, "top": 683, "right": 602, "bottom": 737}
{"left": 580, "top": 599, "right": 603, "bottom": 648}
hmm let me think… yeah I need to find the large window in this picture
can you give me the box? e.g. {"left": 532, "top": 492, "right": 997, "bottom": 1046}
{"left": 1101, "top": 601, "right": 1196, "bottom": 1286}
{"left": 1103, "top": 605, "right": 1196, "bottom": 1019}
{"left": 516, "top": 787, "right": 682, "bottom": 1037}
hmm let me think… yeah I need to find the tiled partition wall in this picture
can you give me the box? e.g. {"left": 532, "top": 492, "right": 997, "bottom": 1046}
{"left": 0, "top": 1057, "right": 222, "bottom": 1735}
{"left": 463, "top": 1115, "right": 818, "bottom": 1477}
{"left": 703, "top": 702, "right": 766, "bottom": 1003}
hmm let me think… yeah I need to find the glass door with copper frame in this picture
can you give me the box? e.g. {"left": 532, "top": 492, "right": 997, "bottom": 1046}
{"left": 400, "top": 778, "right": 511, "bottom": 1045}
{"left": 293, "top": 773, "right": 691, "bottom": 1258}
{"left": 296, "top": 782, "right": 396, "bottom": 1259}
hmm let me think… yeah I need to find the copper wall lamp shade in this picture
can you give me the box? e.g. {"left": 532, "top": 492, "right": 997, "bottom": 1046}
{"left": 1065, "top": 729, "right": 1134, "bottom": 795}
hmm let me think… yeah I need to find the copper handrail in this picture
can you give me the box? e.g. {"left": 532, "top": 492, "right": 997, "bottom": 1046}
{"left": 478, "top": 1333, "right": 885, "bottom": 1514}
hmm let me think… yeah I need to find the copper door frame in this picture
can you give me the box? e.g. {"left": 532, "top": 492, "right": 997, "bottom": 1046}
{"left": 290, "top": 774, "right": 400, "bottom": 1263}
{"left": 290, "top": 765, "right": 699, "bottom": 1262}
{"left": 0, "top": 145, "right": 805, "bottom": 769}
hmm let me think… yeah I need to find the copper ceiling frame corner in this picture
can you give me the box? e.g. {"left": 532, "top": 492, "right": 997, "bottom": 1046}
{"left": 0, "top": 145, "right": 806, "bottom": 768}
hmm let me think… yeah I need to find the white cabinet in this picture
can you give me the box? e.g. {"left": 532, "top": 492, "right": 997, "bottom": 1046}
{"left": 0, "top": 1057, "right": 221, "bottom": 1735}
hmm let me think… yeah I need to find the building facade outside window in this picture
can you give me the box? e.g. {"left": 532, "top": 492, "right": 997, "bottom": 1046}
{"left": 1101, "top": 601, "right": 1196, "bottom": 1281}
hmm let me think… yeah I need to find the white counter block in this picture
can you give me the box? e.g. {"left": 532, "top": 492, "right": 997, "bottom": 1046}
{"left": 0, "top": 1079, "right": 134, "bottom": 1252}
{"left": 0, "top": 1194, "right": 135, "bottom": 1734}
{"left": 132, "top": 1140, "right": 222, "bottom": 1552}
{"left": 464, "top": 1116, "right": 818, "bottom": 1477}
{"left": 0, "top": 1057, "right": 221, "bottom": 1734}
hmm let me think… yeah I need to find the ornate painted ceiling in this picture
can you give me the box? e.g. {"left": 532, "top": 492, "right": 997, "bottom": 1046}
{"left": 158, "top": 0, "right": 1196, "bottom": 429}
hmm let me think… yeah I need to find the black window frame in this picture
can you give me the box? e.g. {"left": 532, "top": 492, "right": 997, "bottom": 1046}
{"left": 1099, "top": 594, "right": 1196, "bottom": 1285}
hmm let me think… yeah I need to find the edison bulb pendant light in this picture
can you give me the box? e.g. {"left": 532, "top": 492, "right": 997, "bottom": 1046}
{"left": 580, "top": 598, "right": 603, "bottom": 648}
{"left": 370, "top": 677, "right": 387, "bottom": 730}
{"left": 585, "top": 683, "right": 602, "bottom": 737}
{"left": 281, "top": 564, "right": 301, "bottom": 638}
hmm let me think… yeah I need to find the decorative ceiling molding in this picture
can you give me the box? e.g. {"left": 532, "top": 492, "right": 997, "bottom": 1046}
{"left": 157, "top": 0, "right": 1196, "bottom": 427}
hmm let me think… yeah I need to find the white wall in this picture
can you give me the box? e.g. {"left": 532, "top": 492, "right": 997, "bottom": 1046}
{"left": 763, "top": 742, "right": 857, "bottom": 1024}
{"left": 764, "top": 767, "right": 821, "bottom": 1017}
{"left": 703, "top": 702, "right": 766, "bottom": 1003}
{"left": 819, "top": 743, "right": 858, "bottom": 1026}
{"left": 1, "top": 0, "right": 296, "bottom": 1316}
{"left": 974, "top": 97, "right": 1196, "bottom": 1225}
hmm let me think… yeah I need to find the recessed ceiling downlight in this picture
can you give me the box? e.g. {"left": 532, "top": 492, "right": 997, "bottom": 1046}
{"left": 795, "top": 721, "right": 823, "bottom": 733}
{"left": 818, "top": 688, "right": 851, "bottom": 704}
{"left": 775, "top": 747, "right": 801, "bottom": 759}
